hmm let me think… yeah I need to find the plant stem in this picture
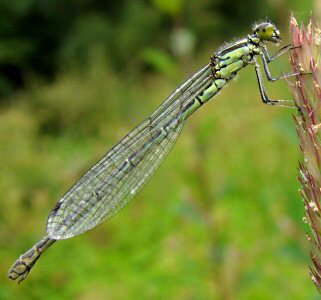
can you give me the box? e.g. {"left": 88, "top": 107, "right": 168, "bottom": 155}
{"left": 289, "top": 15, "right": 321, "bottom": 293}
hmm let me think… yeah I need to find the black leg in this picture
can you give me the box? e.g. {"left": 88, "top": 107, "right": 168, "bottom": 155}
{"left": 262, "top": 44, "right": 294, "bottom": 62}
{"left": 253, "top": 57, "right": 296, "bottom": 108}
{"left": 260, "top": 46, "right": 301, "bottom": 82}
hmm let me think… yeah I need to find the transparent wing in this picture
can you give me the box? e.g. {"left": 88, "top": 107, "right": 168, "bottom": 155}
{"left": 47, "top": 64, "right": 213, "bottom": 239}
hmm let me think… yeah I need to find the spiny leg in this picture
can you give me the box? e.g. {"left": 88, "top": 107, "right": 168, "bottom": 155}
{"left": 254, "top": 44, "right": 308, "bottom": 108}
{"left": 261, "top": 44, "right": 311, "bottom": 81}
{"left": 260, "top": 44, "right": 302, "bottom": 82}
{"left": 262, "top": 44, "right": 294, "bottom": 62}
{"left": 253, "top": 57, "right": 296, "bottom": 108}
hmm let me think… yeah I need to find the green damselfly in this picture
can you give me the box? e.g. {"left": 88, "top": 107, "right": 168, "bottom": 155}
{"left": 8, "top": 19, "right": 299, "bottom": 283}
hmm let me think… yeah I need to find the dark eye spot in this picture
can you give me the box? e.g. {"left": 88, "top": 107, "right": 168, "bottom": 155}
{"left": 263, "top": 28, "right": 266, "bottom": 32}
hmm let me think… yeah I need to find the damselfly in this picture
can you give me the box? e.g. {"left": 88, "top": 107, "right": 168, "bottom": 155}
{"left": 8, "top": 19, "right": 299, "bottom": 283}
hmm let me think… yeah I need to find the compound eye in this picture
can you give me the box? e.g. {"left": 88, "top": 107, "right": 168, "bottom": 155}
{"left": 253, "top": 21, "right": 280, "bottom": 43}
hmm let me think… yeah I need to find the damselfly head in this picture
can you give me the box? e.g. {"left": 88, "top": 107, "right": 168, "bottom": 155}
{"left": 253, "top": 20, "right": 281, "bottom": 43}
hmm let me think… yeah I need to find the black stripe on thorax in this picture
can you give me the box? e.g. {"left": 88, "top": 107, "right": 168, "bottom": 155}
{"left": 216, "top": 40, "right": 249, "bottom": 57}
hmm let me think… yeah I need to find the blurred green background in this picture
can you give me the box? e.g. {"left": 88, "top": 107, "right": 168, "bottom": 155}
{"left": 1, "top": 0, "right": 320, "bottom": 299}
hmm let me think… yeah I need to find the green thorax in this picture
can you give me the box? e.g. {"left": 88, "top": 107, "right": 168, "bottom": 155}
{"left": 211, "top": 36, "right": 262, "bottom": 81}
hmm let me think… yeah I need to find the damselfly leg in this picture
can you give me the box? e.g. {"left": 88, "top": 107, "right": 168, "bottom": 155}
{"left": 255, "top": 44, "right": 307, "bottom": 107}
